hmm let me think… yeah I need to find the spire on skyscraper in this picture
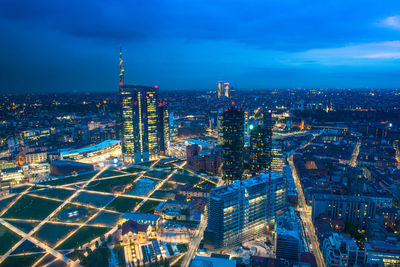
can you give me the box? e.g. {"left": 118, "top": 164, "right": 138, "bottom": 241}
{"left": 119, "top": 46, "right": 124, "bottom": 86}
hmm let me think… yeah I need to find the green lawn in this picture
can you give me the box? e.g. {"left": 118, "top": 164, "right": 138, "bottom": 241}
{"left": 153, "top": 162, "right": 175, "bottom": 169}
{"left": 5, "top": 220, "right": 38, "bottom": 234}
{"left": 0, "top": 253, "right": 44, "bottom": 267}
{"left": 86, "top": 175, "right": 137, "bottom": 193}
{"left": 106, "top": 197, "right": 141, "bottom": 213}
{"left": 136, "top": 161, "right": 154, "bottom": 166}
{"left": 56, "top": 226, "right": 109, "bottom": 250}
{"left": 72, "top": 191, "right": 114, "bottom": 207}
{"left": 30, "top": 188, "right": 74, "bottom": 200}
{"left": 146, "top": 170, "right": 171, "bottom": 179}
{"left": 137, "top": 200, "right": 161, "bottom": 214}
{"left": 99, "top": 170, "right": 124, "bottom": 178}
{"left": 0, "top": 224, "right": 21, "bottom": 255}
{"left": 34, "top": 223, "right": 78, "bottom": 246}
{"left": 150, "top": 190, "right": 175, "bottom": 200}
{"left": 0, "top": 196, "right": 17, "bottom": 214}
{"left": 196, "top": 180, "right": 217, "bottom": 189}
{"left": 122, "top": 166, "right": 145, "bottom": 173}
{"left": 9, "top": 185, "right": 31, "bottom": 194}
{"left": 55, "top": 204, "right": 96, "bottom": 223}
{"left": 89, "top": 211, "right": 121, "bottom": 226}
{"left": 159, "top": 182, "right": 178, "bottom": 191}
{"left": 2, "top": 195, "right": 60, "bottom": 220}
{"left": 170, "top": 173, "right": 200, "bottom": 184}
{"left": 41, "top": 172, "right": 97, "bottom": 186}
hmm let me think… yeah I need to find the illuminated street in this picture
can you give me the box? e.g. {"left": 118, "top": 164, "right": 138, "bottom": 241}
{"left": 288, "top": 155, "right": 326, "bottom": 267}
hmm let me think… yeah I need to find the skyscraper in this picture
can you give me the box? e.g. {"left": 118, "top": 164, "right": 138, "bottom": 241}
{"left": 249, "top": 111, "right": 273, "bottom": 175}
{"left": 224, "top": 82, "right": 230, "bottom": 98}
{"left": 217, "top": 81, "right": 231, "bottom": 99}
{"left": 221, "top": 107, "right": 244, "bottom": 181}
{"left": 157, "top": 102, "right": 170, "bottom": 155}
{"left": 120, "top": 85, "right": 160, "bottom": 163}
{"left": 119, "top": 49, "right": 164, "bottom": 163}
{"left": 217, "top": 81, "right": 223, "bottom": 99}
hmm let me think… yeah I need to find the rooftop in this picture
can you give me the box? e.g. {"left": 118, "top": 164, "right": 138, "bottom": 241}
{"left": 61, "top": 140, "right": 120, "bottom": 156}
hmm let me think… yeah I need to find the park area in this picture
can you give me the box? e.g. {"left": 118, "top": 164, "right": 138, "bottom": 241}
{"left": 0, "top": 160, "right": 185, "bottom": 266}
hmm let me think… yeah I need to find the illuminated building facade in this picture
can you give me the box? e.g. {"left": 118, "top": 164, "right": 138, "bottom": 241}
{"left": 61, "top": 140, "right": 121, "bottom": 164}
{"left": 217, "top": 81, "right": 223, "bottom": 99}
{"left": 271, "top": 140, "right": 286, "bottom": 174}
{"left": 217, "top": 81, "right": 231, "bottom": 99}
{"left": 249, "top": 111, "right": 272, "bottom": 175}
{"left": 224, "top": 82, "right": 230, "bottom": 98}
{"left": 119, "top": 49, "right": 166, "bottom": 163}
{"left": 312, "top": 194, "right": 376, "bottom": 227}
{"left": 205, "top": 173, "right": 287, "bottom": 249}
{"left": 221, "top": 107, "right": 244, "bottom": 181}
{"left": 120, "top": 85, "right": 160, "bottom": 163}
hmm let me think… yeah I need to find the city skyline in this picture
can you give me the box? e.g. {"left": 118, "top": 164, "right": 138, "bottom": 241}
{"left": 1, "top": 0, "right": 400, "bottom": 93}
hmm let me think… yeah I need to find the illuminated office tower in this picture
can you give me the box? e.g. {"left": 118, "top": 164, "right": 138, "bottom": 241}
{"left": 271, "top": 140, "right": 286, "bottom": 174}
{"left": 120, "top": 85, "right": 160, "bottom": 163}
{"left": 157, "top": 102, "right": 170, "bottom": 155}
{"left": 221, "top": 107, "right": 244, "bottom": 181}
{"left": 249, "top": 111, "right": 272, "bottom": 175}
{"left": 224, "top": 82, "right": 230, "bottom": 98}
{"left": 144, "top": 86, "right": 160, "bottom": 161}
{"left": 217, "top": 81, "right": 223, "bottom": 99}
{"left": 204, "top": 173, "right": 287, "bottom": 249}
{"left": 119, "top": 49, "right": 161, "bottom": 163}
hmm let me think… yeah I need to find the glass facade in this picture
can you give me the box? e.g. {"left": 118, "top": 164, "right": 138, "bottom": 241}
{"left": 120, "top": 85, "right": 164, "bottom": 163}
{"left": 221, "top": 107, "right": 244, "bottom": 181}
{"left": 206, "top": 173, "right": 287, "bottom": 249}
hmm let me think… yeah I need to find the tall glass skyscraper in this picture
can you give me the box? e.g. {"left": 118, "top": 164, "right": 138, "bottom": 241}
{"left": 249, "top": 111, "right": 273, "bottom": 175}
{"left": 157, "top": 102, "right": 170, "bottom": 155}
{"left": 119, "top": 50, "right": 165, "bottom": 163}
{"left": 221, "top": 107, "right": 244, "bottom": 181}
{"left": 120, "top": 85, "right": 160, "bottom": 163}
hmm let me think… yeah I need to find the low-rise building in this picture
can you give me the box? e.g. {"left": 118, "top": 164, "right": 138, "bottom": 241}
{"left": 365, "top": 239, "right": 400, "bottom": 266}
{"left": 322, "top": 233, "right": 366, "bottom": 267}
{"left": 61, "top": 140, "right": 121, "bottom": 164}
{"left": 312, "top": 194, "right": 376, "bottom": 227}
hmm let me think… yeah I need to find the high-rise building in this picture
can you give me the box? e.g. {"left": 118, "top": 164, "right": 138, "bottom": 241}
{"left": 249, "top": 111, "right": 272, "bottom": 175}
{"left": 217, "top": 81, "right": 231, "bottom": 99}
{"left": 204, "top": 173, "right": 287, "bottom": 249}
{"left": 119, "top": 49, "right": 165, "bottom": 163}
{"left": 157, "top": 102, "right": 170, "bottom": 155}
{"left": 224, "top": 82, "right": 230, "bottom": 98}
{"left": 120, "top": 85, "right": 160, "bottom": 163}
{"left": 271, "top": 140, "right": 286, "bottom": 174}
{"left": 217, "top": 81, "right": 223, "bottom": 99}
{"left": 221, "top": 107, "right": 244, "bottom": 181}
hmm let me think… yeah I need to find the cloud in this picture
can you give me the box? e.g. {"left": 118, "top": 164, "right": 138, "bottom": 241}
{"left": 288, "top": 41, "right": 400, "bottom": 65}
{"left": 381, "top": 15, "right": 400, "bottom": 30}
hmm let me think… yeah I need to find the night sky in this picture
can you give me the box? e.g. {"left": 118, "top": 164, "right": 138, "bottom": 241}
{"left": 1, "top": 0, "right": 400, "bottom": 93}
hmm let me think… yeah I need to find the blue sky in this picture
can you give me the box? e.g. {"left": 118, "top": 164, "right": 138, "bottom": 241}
{"left": 0, "top": 0, "right": 400, "bottom": 92}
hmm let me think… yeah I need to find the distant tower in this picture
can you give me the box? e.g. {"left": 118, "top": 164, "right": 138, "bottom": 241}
{"left": 224, "top": 82, "right": 230, "bottom": 98}
{"left": 217, "top": 81, "right": 223, "bottom": 99}
{"left": 119, "top": 46, "right": 124, "bottom": 86}
{"left": 221, "top": 107, "right": 244, "bottom": 181}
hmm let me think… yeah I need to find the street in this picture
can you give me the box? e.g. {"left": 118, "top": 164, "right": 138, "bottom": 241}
{"left": 288, "top": 155, "right": 326, "bottom": 267}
